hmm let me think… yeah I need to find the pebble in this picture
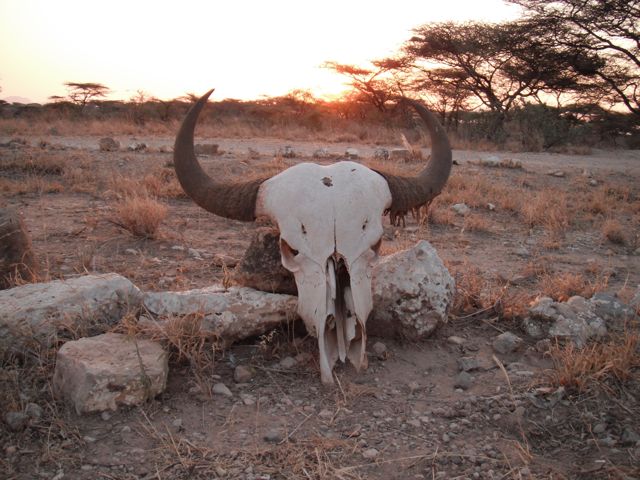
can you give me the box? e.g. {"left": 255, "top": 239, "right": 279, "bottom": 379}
{"left": 457, "top": 356, "right": 480, "bottom": 372}
{"left": 263, "top": 429, "right": 284, "bottom": 444}
{"left": 319, "top": 409, "right": 334, "bottom": 420}
{"left": 362, "top": 448, "right": 379, "bottom": 459}
{"left": 234, "top": 365, "right": 255, "bottom": 383}
{"left": 4, "top": 412, "right": 28, "bottom": 432}
{"left": 447, "top": 336, "right": 465, "bottom": 346}
{"left": 212, "top": 383, "right": 233, "bottom": 397}
{"left": 406, "top": 419, "right": 421, "bottom": 428}
{"left": 372, "top": 341, "right": 388, "bottom": 359}
{"left": 454, "top": 372, "right": 473, "bottom": 390}
{"left": 492, "top": 331, "right": 523, "bottom": 354}
{"left": 100, "top": 411, "right": 111, "bottom": 421}
{"left": 172, "top": 418, "right": 183, "bottom": 429}
{"left": 451, "top": 203, "right": 471, "bottom": 216}
{"left": 24, "top": 403, "right": 43, "bottom": 419}
{"left": 5, "top": 446, "right": 17, "bottom": 455}
{"left": 279, "top": 356, "right": 296, "bottom": 369}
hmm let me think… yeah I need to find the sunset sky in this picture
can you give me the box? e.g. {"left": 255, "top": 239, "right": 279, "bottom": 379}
{"left": 0, "top": 0, "right": 521, "bottom": 104}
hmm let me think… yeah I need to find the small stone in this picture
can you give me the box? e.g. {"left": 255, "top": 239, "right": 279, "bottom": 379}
{"left": 99, "top": 137, "right": 119, "bottom": 152}
{"left": 362, "top": 448, "right": 379, "bottom": 459}
{"left": 372, "top": 341, "right": 388, "bottom": 359}
{"left": 121, "top": 426, "right": 131, "bottom": 433}
{"left": 514, "top": 247, "right": 530, "bottom": 258}
{"left": 487, "top": 203, "right": 496, "bottom": 211}
{"left": 454, "top": 372, "right": 473, "bottom": 390}
{"left": 319, "top": 409, "right": 333, "bottom": 419}
{"left": 593, "top": 423, "right": 606, "bottom": 434}
{"left": 83, "top": 435, "right": 97, "bottom": 443}
{"left": 442, "top": 433, "right": 451, "bottom": 442}
{"left": 212, "top": 383, "right": 233, "bottom": 397}
{"left": 172, "top": 418, "right": 183, "bottom": 429}
{"left": 24, "top": 402, "right": 43, "bottom": 419}
{"left": 5, "top": 446, "right": 17, "bottom": 455}
{"left": 492, "top": 331, "right": 523, "bottom": 354}
{"left": 234, "top": 365, "right": 255, "bottom": 383}
{"left": 263, "top": 429, "right": 284, "bottom": 443}
{"left": 589, "top": 179, "right": 598, "bottom": 186}
{"left": 406, "top": 418, "right": 421, "bottom": 428}
{"left": 451, "top": 203, "right": 471, "bottom": 216}
{"left": 4, "top": 412, "right": 28, "bottom": 432}
{"left": 345, "top": 148, "right": 359, "bottom": 159}
{"left": 279, "top": 356, "right": 296, "bottom": 369}
{"left": 100, "top": 411, "right": 111, "bottom": 422}
{"left": 457, "top": 356, "right": 480, "bottom": 372}
{"left": 240, "top": 393, "right": 256, "bottom": 406}
{"left": 621, "top": 427, "right": 640, "bottom": 445}
{"left": 447, "top": 336, "right": 465, "bottom": 346}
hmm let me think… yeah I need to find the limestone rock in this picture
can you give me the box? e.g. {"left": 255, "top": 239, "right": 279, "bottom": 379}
{"left": 0, "top": 274, "right": 142, "bottom": 355}
{"left": 99, "top": 137, "right": 119, "bottom": 152}
{"left": 53, "top": 333, "right": 168, "bottom": 414}
{"left": 143, "top": 285, "right": 298, "bottom": 345}
{"left": 370, "top": 240, "right": 454, "bottom": 339}
{"left": 232, "top": 228, "right": 297, "bottom": 295}
{"left": 0, "top": 208, "right": 36, "bottom": 289}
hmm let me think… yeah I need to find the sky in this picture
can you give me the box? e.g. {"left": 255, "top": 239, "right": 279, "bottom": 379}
{"left": 0, "top": 0, "right": 522, "bottom": 104}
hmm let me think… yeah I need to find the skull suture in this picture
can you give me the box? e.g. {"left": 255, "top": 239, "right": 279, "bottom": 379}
{"left": 173, "top": 90, "right": 452, "bottom": 384}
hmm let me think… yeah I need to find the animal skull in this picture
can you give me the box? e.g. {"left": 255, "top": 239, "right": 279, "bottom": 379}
{"left": 173, "top": 90, "right": 452, "bottom": 384}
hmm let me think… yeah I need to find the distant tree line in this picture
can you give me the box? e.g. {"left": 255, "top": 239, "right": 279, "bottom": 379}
{"left": 326, "top": 0, "right": 639, "bottom": 147}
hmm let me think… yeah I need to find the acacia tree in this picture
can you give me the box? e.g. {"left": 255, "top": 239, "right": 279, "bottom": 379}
{"left": 508, "top": 0, "right": 639, "bottom": 116}
{"left": 401, "top": 20, "right": 588, "bottom": 136}
{"left": 64, "top": 82, "right": 110, "bottom": 108}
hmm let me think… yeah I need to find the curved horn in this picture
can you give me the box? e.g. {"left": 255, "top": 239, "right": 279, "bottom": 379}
{"left": 375, "top": 99, "right": 452, "bottom": 224}
{"left": 174, "top": 89, "right": 268, "bottom": 221}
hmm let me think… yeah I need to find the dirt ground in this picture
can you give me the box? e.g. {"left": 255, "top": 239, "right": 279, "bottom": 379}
{"left": 1, "top": 133, "right": 639, "bottom": 479}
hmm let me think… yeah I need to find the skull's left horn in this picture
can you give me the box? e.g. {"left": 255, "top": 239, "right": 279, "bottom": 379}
{"left": 375, "top": 99, "right": 452, "bottom": 222}
{"left": 174, "top": 89, "right": 268, "bottom": 221}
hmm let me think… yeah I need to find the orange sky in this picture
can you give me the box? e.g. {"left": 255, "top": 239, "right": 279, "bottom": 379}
{"left": 0, "top": 0, "right": 521, "bottom": 103}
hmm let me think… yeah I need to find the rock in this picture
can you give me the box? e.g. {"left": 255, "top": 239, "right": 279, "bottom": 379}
{"left": 194, "top": 143, "right": 219, "bottom": 155}
{"left": 447, "top": 336, "right": 465, "bottom": 346}
{"left": 451, "top": 203, "right": 471, "bottom": 216}
{"left": 212, "top": 383, "right": 233, "bottom": 398}
{"left": 212, "top": 254, "right": 238, "bottom": 268}
{"left": 0, "top": 274, "right": 142, "bottom": 356}
{"left": 487, "top": 203, "right": 496, "bottom": 211}
{"left": 514, "top": 247, "right": 530, "bottom": 258}
{"left": 454, "top": 372, "right": 473, "bottom": 390}
{"left": 492, "top": 332, "right": 523, "bottom": 354}
{"left": 371, "top": 240, "right": 455, "bottom": 339}
{"left": 263, "top": 429, "right": 284, "bottom": 443}
{"left": 24, "top": 403, "right": 43, "bottom": 420}
{"left": 281, "top": 146, "right": 296, "bottom": 158}
{"left": 345, "top": 148, "right": 359, "bottom": 159}
{"left": 457, "top": 356, "right": 480, "bottom": 372}
{"left": 127, "top": 142, "right": 147, "bottom": 152}
{"left": 362, "top": 448, "right": 379, "bottom": 459}
{"left": 590, "top": 293, "right": 636, "bottom": 322}
{"left": 143, "top": 285, "right": 297, "bottom": 345}
{"left": 547, "top": 170, "right": 565, "bottom": 177}
{"left": 312, "top": 148, "right": 331, "bottom": 159}
{"left": 188, "top": 248, "right": 203, "bottom": 260}
{"left": 5, "top": 412, "right": 28, "bottom": 431}
{"left": 279, "top": 356, "right": 296, "bottom": 369}
{"left": 589, "top": 179, "right": 598, "bottom": 186}
{"left": 621, "top": 427, "right": 640, "bottom": 445}
{"left": 593, "top": 423, "right": 606, "bottom": 434}
{"left": 0, "top": 208, "right": 37, "bottom": 288}
{"left": 390, "top": 148, "right": 411, "bottom": 161}
{"left": 371, "top": 341, "right": 388, "bottom": 359}
{"left": 520, "top": 317, "right": 544, "bottom": 339}
{"left": 373, "top": 148, "right": 389, "bottom": 160}
{"left": 318, "top": 409, "right": 333, "bottom": 419}
{"left": 232, "top": 228, "right": 297, "bottom": 294}
{"left": 53, "top": 333, "right": 168, "bottom": 414}
{"left": 99, "top": 137, "right": 119, "bottom": 152}
{"left": 234, "top": 365, "right": 255, "bottom": 383}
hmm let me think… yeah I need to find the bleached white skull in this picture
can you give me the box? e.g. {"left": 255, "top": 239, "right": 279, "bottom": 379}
{"left": 174, "top": 90, "right": 451, "bottom": 384}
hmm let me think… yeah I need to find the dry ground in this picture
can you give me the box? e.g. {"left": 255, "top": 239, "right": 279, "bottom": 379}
{"left": 1, "top": 132, "right": 639, "bottom": 479}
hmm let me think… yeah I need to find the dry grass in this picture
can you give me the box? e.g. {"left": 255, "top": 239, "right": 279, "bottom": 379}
{"left": 111, "top": 194, "right": 168, "bottom": 238}
{"left": 520, "top": 189, "right": 569, "bottom": 234}
{"left": 463, "top": 214, "right": 492, "bottom": 233}
{"left": 601, "top": 218, "right": 627, "bottom": 245}
{"left": 547, "top": 332, "right": 640, "bottom": 392}
{"left": 538, "top": 271, "right": 607, "bottom": 302}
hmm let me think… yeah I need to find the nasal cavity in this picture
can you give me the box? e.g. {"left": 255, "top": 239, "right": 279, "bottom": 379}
{"left": 322, "top": 176, "right": 333, "bottom": 187}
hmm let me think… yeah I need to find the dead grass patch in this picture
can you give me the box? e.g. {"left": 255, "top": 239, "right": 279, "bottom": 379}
{"left": 111, "top": 194, "right": 168, "bottom": 238}
{"left": 538, "top": 271, "right": 607, "bottom": 302}
{"left": 601, "top": 218, "right": 627, "bottom": 245}
{"left": 546, "top": 333, "right": 640, "bottom": 393}
{"left": 0, "top": 175, "right": 65, "bottom": 195}
{"left": 520, "top": 189, "right": 569, "bottom": 234}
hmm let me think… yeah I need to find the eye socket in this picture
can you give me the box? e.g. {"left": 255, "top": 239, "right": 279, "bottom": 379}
{"left": 280, "top": 238, "right": 299, "bottom": 257}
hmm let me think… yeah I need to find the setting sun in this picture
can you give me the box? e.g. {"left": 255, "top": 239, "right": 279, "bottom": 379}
{"left": 0, "top": 0, "right": 521, "bottom": 103}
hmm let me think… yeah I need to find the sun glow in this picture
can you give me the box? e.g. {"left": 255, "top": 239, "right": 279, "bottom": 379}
{"left": 0, "top": 0, "right": 521, "bottom": 103}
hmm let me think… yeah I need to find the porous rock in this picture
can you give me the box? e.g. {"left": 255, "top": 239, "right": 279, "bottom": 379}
{"left": 0, "top": 208, "right": 36, "bottom": 289}
{"left": 370, "top": 240, "right": 454, "bottom": 339}
{"left": 53, "top": 333, "right": 168, "bottom": 414}
{"left": 0, "top": 273, "right": 142, "bottom": 355}
{"left": 143, "top": 285, "right": 298, "bottom": 345}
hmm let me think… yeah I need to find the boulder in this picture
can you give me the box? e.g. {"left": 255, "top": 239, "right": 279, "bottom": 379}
{"left": 370, "top": 240, "right": 455, "bottom": 339}
{"left": 0, "top": 273, "right": 142, "bottom": 356}
{"left": 0, "top": 208, "right": 36, "bottom": 289}
{"left": 232, "top": 228, "right": 297, "bottom": 295}
{"left": 53, "top": 333, "right": 168, "bottom": 413}
{"left": 143, "top": 285, "right": 298, "bottom": 345}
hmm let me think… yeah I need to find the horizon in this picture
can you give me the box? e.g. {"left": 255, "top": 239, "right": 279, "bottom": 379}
{"left": 0, "top": 0, "right": 521, "bottom": 104}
